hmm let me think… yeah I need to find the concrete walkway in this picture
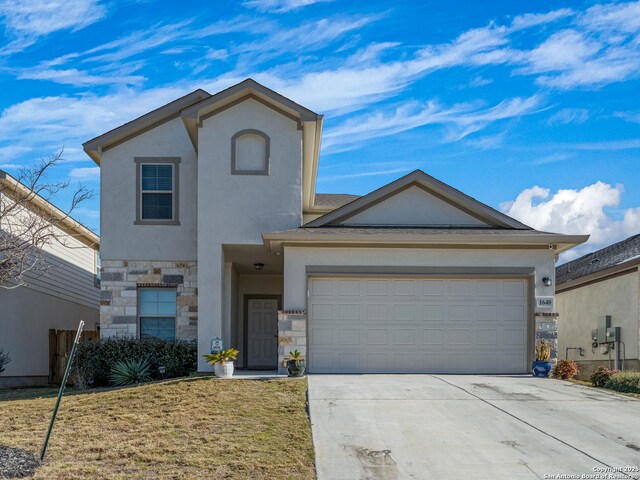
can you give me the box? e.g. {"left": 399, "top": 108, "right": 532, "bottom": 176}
{"left": 308, "top": 375, "right": 640, "bottom": 480}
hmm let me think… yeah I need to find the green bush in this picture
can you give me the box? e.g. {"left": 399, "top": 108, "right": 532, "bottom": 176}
{"left": 605, "top": 371, "right": 640, "bottom": 394}
{"left": 73, "top": 337, "right": 197, "bottom": 388}
{"left": 0, "top": 348, "right": 10, "bottom": 373}
{"left": 590, "top": 366, "right": 617, "bottom": 388}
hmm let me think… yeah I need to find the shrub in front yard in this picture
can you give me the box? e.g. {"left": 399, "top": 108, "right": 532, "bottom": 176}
{"left": 0, "top": 348, "right": 10, "bottom": 373}
{"left": 590, "top": 366, "right": 618, "bottom": 388}
{"left": 73, "top": 337, "right": 197, "bottom": 388}
{"left": 605, "top": 371, "right": 640, "bottom": 394}
{"left": 551, "top": 359, "right": 579, "bottom": 380}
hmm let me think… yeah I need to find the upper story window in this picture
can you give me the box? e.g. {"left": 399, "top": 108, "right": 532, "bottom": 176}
{"left": 231, "top": 129, "right": 270, "bottom": 175}
{"left": 134, "top": 157, "right": 180, "bottom": 225}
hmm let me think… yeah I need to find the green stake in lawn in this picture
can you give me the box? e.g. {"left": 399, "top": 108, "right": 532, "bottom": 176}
{"left": 40, "top": 320, "right": 84, "bottom": 462}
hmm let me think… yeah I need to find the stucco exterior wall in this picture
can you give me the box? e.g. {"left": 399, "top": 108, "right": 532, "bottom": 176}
{"left": 556, "top": 270, "right": 640, "bottom": 371}
{"left": 283, "top": 247, "right": 556, "bottom": 309}
{"left": 343, "top": 186, "right": 486, "bottom": 226}
{"left": 100, "top": 117, "right": 197, "bottom": 261}
{"left": 196, "top": 99, "right": 303, "bottom": 370}
{"left": 0, "top": 286, "right": 98, "bottom": 387}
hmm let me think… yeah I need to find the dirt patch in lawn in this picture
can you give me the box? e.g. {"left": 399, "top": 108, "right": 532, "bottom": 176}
{"left": 0, "top": 377, "right": 315, "bottom": 479}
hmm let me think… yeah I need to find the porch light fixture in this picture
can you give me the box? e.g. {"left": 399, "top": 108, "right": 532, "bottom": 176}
{"left": 254, "top": 263, "right": 264, "bottom": 271}
{"left": 542, "top": 277, "right": 552, "bottom": 287}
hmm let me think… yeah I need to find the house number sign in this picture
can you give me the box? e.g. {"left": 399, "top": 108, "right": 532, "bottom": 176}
{"left": 210, "top": 337, "right": 224, "bottom": 353}
{"left": 535, "top": 297, "right": 554, "bottom": 308}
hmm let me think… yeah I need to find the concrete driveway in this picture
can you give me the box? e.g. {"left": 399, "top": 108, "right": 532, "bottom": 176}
{"left": 308, "top": 375, "right": 640, "bottom": 480}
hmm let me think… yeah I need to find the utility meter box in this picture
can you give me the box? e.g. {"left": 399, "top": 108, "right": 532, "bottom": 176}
{"left": 596, "top": 315, "right": 612, "bottom": 343}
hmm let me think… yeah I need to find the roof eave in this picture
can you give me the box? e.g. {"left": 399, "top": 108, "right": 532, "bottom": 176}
{"left": 262, "top": 231, "right": 589, "bottom": 253}
{"left": 0, "top": 171, "right": 100, "bottom": 248}
{"left": 82, "top": 88, "right": 211, "bottom": 165}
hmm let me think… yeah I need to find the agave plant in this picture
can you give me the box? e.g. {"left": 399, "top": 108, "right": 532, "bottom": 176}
{"left": 109, "top": 358, "right": 152, "bottom": 386}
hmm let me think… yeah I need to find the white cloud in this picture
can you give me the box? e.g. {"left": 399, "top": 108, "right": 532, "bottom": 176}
{"left": 579, "top": 1, "right": 640, "bottom": 34}
{"left": 322, "top": 95, "right": 543, "bottom": 152}
{"left": 0, "top": 0, "right": 106, "bottom": 54}
{"left": 320, "top": 167, "right": 411, "bottom": 182}
{"left": 500, "top": 182, "right": 640, "bottom": 259}
{"left": 527, "top": 30, "right": 601, "bottom": 73}
{"left": 0, "top": 145, "right": 33, "bottom": 160}
{"left": 547, "top": 108, "right": 589, "bottom": 125}
{"left": 69, "top": 166, "right": 100, "bottom": 180}
{"left": 242, "top": 0, "right": 333, "bottom": 13}
{"left": 509, "top": 8, "right": 574, "bottom": 31}
{"left": 614, "top": 110, "right": 640, "bottom": 123}
{"left": 17, "top": 67, "right": 145, "bottom": 87}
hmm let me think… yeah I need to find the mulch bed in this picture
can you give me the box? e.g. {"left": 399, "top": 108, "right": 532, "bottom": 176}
{"left": 0, "top": 446, "right": 39, "bottom": 479}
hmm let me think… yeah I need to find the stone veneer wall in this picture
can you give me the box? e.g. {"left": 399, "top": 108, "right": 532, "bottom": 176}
{"left": 278, "top": 310, "right": 306, "bottom": 375}
{"left": 100, "top": 260, "right": 198, "bottom": 340}
{"left": 535, "top": 313, "right": 558, "bottom": 361}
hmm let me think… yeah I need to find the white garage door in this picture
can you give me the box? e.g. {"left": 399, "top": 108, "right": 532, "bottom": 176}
{"left": 308, "top": 276, "right": 529, "bottom": 374}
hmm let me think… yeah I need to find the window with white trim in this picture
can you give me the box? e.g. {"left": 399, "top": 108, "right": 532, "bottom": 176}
{"left": 139, "top": 289, "right": 176, "bottom": 340}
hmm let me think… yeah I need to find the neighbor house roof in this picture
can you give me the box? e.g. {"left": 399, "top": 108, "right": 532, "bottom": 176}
{"left": 556, "top": 234, "right": 640, "bottom": 290}
{"left": 263, "top": 226, "right": 589, "bottom": 253}
{"left": 0, "top": 170, "right": 99, "bottom": 248}
{"left": 314, "top": 193, "right": 360, "bottom": 208}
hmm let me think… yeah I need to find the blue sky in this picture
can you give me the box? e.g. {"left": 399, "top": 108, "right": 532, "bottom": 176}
{"left": 0, "top": 0, "right": 639, "bottom": 259}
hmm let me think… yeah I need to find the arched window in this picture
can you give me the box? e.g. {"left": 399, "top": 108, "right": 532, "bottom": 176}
{"left": 231, "top": 129, "right": 270, "bottom": 175}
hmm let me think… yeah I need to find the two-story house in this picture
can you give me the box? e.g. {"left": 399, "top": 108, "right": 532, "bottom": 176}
{"left": 84, "top": 79, "right": 588, "bottom": 374}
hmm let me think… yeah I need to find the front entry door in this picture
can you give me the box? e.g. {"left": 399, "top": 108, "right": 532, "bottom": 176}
{"left": 247, "top": 298, "right": 279, "bottom": 369}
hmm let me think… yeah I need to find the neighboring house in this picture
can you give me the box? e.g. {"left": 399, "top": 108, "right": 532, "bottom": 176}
{"left": 556, "top": 234, "right": 640, "bottom": 375}
{"left": 0, "top": 171, "right": 100, "bottom": 388}
{"left": 84, "top": 79, "right": 588, "bottom": 375}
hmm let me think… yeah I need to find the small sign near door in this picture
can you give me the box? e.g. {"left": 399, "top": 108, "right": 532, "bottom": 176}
{"left": 210, "top": 337, "right": 224, "bottom": 354}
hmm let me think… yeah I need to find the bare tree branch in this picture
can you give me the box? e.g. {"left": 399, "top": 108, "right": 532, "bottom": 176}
{"left": 0, "top": 150, "right": 94, "bottom": 289}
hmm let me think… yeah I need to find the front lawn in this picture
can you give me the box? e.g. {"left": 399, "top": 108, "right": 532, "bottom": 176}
{"left": 0, "top": 377, "right": 315, "bottom": 479}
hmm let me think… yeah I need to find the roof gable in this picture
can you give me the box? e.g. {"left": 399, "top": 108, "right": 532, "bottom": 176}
{"left": 305, "top": 170, "right": 531, "bottom": 229}
{"left": 83, "top": 89, "right": 210, "bottom": 165}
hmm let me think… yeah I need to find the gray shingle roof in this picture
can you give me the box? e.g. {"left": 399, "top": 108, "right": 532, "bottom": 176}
{"left": 270, "top": 226, "right": 559, "bottom": 236}
{"left": 314, "top": 193, "right": 360, "bottom": 208}
{"left": 556, "top": 234, "right": 640, "bottom": 285}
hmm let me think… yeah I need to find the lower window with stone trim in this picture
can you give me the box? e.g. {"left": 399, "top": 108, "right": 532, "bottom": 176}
{"left": 139, "top": 288, "right": 177, "bottom": 340}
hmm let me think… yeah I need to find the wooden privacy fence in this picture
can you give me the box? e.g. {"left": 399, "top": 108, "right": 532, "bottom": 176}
{"left": 49, "top": 328, "right": 99, "bottom": 384}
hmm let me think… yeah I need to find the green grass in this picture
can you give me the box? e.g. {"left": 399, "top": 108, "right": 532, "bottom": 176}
{"left": 0, "top": 377, "right": 315, "bottom": 479}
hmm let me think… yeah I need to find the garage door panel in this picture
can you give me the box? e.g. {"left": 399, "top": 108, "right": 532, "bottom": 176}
{"left": 422, "top": 305, "right": 444, "bottom": 321}
{"left": 367, "top": 304, "right": 388, "bottom": 321}
{"left": 367, "top": 329, "right": 389, "bottom": 345}
{"left": 366, "top": 280, "right": 388, "bottom": 296}
{"left": 338, "top": 329, "right": 360, "bottom": 345}
{"left": 308, "top": 277, "right": 529, "bottom": 374}
{"left": 393, "top": 329, "right": 416, "bottom": 345}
